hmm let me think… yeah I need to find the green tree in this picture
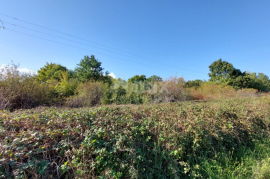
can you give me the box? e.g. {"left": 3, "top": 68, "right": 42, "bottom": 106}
{"left": 208, "top": 59, "right": 235, "bottom": 82}
{"left": 116, "top": 86, "right": 127, "bottom": 96}
{"left": 185, "top": 79, "right": 203, "bottom": 89}
{"left": 257, "top": 73, "right": 270, "bottom": 91}
{"left": 75, "top": 55, "right": 108, "bottom": 82}
{"left": 37, "top": 63, "right": 69, "bottom": 82}
{"left": 227, "top": 75, "right": 252, "bottom": 89}
{"left": 147, "top": 75, "right": 162, "bottom": 83}
{"left": 55, "top": 71, "right": 79, "bottom": 97}
{"left": 101, "top": 71, "right": 113, "bottom": 85}
{"left": 209, "top": 59, "right": 270, "bottom": 91}
{"left": 128, "top": 75, "right": 146, "bottom": 83}
{"left": 247, "top": 72, "right": 270, "bottom": 92}
{"left": 209, "top": 59, "right": 250, "bottom": 89}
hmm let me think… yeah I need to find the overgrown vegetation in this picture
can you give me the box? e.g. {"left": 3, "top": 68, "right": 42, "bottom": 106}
{"left": 1, "top": 56, "right": 270, "bottom": 178}
{"left": 1, "top": 57, "right": 269, "bottom": 110}
{"left": 1, "top": 96, "right": 270, "bottom": 178}
{"left": 0, "top": 64, "right": 54, "bottom": 110}
{"left": 208, "top": 59, "right": 270, "bottom": 91}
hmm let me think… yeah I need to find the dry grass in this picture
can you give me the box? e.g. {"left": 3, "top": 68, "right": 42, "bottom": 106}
{"left": 188, "top": 82, "right": 259, "bottom": 100}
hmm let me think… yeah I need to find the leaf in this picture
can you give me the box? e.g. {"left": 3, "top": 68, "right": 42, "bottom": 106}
{"left": 37, "top": 160, "right": 50, "bottom": 175}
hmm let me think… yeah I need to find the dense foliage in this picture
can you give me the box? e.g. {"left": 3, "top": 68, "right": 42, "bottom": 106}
{"left": 1, "top": 96, "right": 270, "bottom": 178}
{"left": 185, "top": 79, "right": 203, "bottom": 89}
{"left": 74, "top": 55, "right": 111, "bottom": 84}
{"left": 37, "top": 62, "right": 69, "bottom": 82}
{"left": 128, "top": 75, "right": 147, "bottom": 83}
{"left": 0, "top": 64, "right": 54, "bottom": 110}
{"left": 208, "top": 59, "right": 270, "bottom": 91}
{"left": 208, "top": 59, "right": 235, "bottom": 82}
{"left": 1, "top": 56, "right": 270, "bottom": 178}
{"left": 0, "top": 56, "right": 269, "bottom": 111}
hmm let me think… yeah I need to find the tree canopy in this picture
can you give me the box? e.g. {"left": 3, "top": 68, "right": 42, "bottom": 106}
{"left": 208, "top": 59, "right": 235, "bottom": 82}
{"left": 37, "top": 62, "right": 69, "bottom": 82}
{"left": 185, "top": 79, "right": 203, "bottom": 89}
{"left": 209, "top": 59, "right": 270, "bottom": 91}
{"left": 75, "top": 55, "right": 107, "bottom": 82}
{"left": 147, "top": 75, "right": 162, "bottom": 82}
{"left": 128, "top": 75, "right": 147, "bottom": 83}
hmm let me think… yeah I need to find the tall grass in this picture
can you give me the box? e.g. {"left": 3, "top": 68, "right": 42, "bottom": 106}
{"left": 188, "top": 82, "right": 258, "bottom": 100}
{"left": 201, "top": 138, "right": 270, "bottom": 179}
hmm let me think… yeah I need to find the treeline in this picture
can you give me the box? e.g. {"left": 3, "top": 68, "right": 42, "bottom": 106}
{"left": 0, "top": 56, "right": 269, "bottom": 110}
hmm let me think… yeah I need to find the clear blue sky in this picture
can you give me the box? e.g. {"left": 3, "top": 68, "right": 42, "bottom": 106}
{"left": 0, "top": 0, "right": 269, "bottom": 81}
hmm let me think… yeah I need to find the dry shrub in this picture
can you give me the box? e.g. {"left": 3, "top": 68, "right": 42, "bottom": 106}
{"left": 235, "top": 88, "right": 259, "bottom": 98}
{"left": 187, "top": 83, "right": 231, "bottom": 100}
{"left": 147, "top": 77, "right": 189, "bottom": 103}
{"left": 0, "top": 64, "right": 53, "bottom": 110}
{"left": 66, "top": 81, "right": 108, "bottom": 107}
{"left": 188, "top": 91, "right": 205, "bottom": 100}
{"left": 188, "top": 82, "right": 259, "bottom": 100}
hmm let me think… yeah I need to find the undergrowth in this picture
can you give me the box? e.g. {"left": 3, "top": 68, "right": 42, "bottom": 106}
{"left": 1, "top": 96, "right": 270, "bottom": 178}
{"left": 201, "top": 138, "right": 270, "bottom": 179}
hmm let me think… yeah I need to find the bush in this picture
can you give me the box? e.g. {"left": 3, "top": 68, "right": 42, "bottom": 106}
{"left": 66, "top": 81, "right": 109, "bottom": 107}
{"left": 105, "top": 77, "right": 189, "bottom": 104}
{"left": 105, "top": 80, "right": 151, "bottom": 105}
{"left": 185, "top": 79, "right": 203, "bottom": 89}
{"left": 147, "top": 77, "right": 189, "bottom": 103}
{"left": 0, "top": 64, "right": 54, "bottom": 110}
{"left": 54, "top": 71, "right": 79, "bottom": 97}
{"left": 187, "top": 82, "right": 258, "bottom": 100}
{"left": 187, "top": 82, "right": 234, "bottom": 100}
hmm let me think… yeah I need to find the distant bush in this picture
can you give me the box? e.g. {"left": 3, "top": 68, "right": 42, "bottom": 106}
{"left": 103, "top": 77, "right": 190, "bottom": 105}
{"left": 37, "top": 62, "right": 69, "bottom": 82}
{"left": 66, "top": 81, "right": 109, "bottom": 107}
{"left": 209, "top": 59, "right": 270, "bottom": 92}
{"left": 103, "top": 79, "right": 151, "bottom": 104}
{"left": 2, "top": 57, "right": 267, "bottom": 110}
{"left": 185, "top": 79, "right": 203, "bottom": 89}
{"left": 187, "top": 82, "right": 234, "bottom": 100}
{"left": 188, "top": 81, "right": 258, "bottom": 100}
{"left": 54, "top": 71, "right": 79, "bottom": 97}
{"left": 235, "top": 88, "right": 259, "bottom": 98}
{"left": 147, "top": 77, "right": 189, "bottom": 103}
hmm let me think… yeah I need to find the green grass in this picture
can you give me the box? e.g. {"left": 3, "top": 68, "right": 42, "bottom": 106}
{"left": 201, "top": 138, "right": 270, "bottom": 179}
{"left": 1, "top": 96, "right": 270, "bottom": 178}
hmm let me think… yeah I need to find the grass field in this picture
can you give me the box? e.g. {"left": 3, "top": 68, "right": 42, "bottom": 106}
{"left": 1, "top": 96, "right": 270, "bottom": 178}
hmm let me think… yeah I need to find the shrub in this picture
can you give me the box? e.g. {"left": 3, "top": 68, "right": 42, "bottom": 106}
{"left": 37, "top": 62, "right": 69, "bottom": 82}
{"left": 0, "top": 64, "right": 54, "bottom": 110}
{"left": 106, "top": 80, "right": 151, "bottom": 104}
{"left": 54, "top": 71, "right": 79, "bottom": 97}
{"left": 147, "top": 77, "right": 189, "bottom": 103}
{"left": 107, "top": 77, "right": 189, "bottom": 105}
{"left": 185, "top": 79, "right": 203, "bottom": 89}
{"left": 188, "top": 82, "right": 258, "bottom": 100}
{"left": 66, "top": 81, "right": 109, "bottom": 107}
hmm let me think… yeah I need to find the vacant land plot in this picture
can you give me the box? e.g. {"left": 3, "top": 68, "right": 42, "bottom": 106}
{"left": 1, "top": 96, "right": 270, "bottom": 178}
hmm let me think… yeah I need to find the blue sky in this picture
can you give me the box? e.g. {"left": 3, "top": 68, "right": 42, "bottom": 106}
{"left": 0, "top": 0, "right": 269, "bottom": 81}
